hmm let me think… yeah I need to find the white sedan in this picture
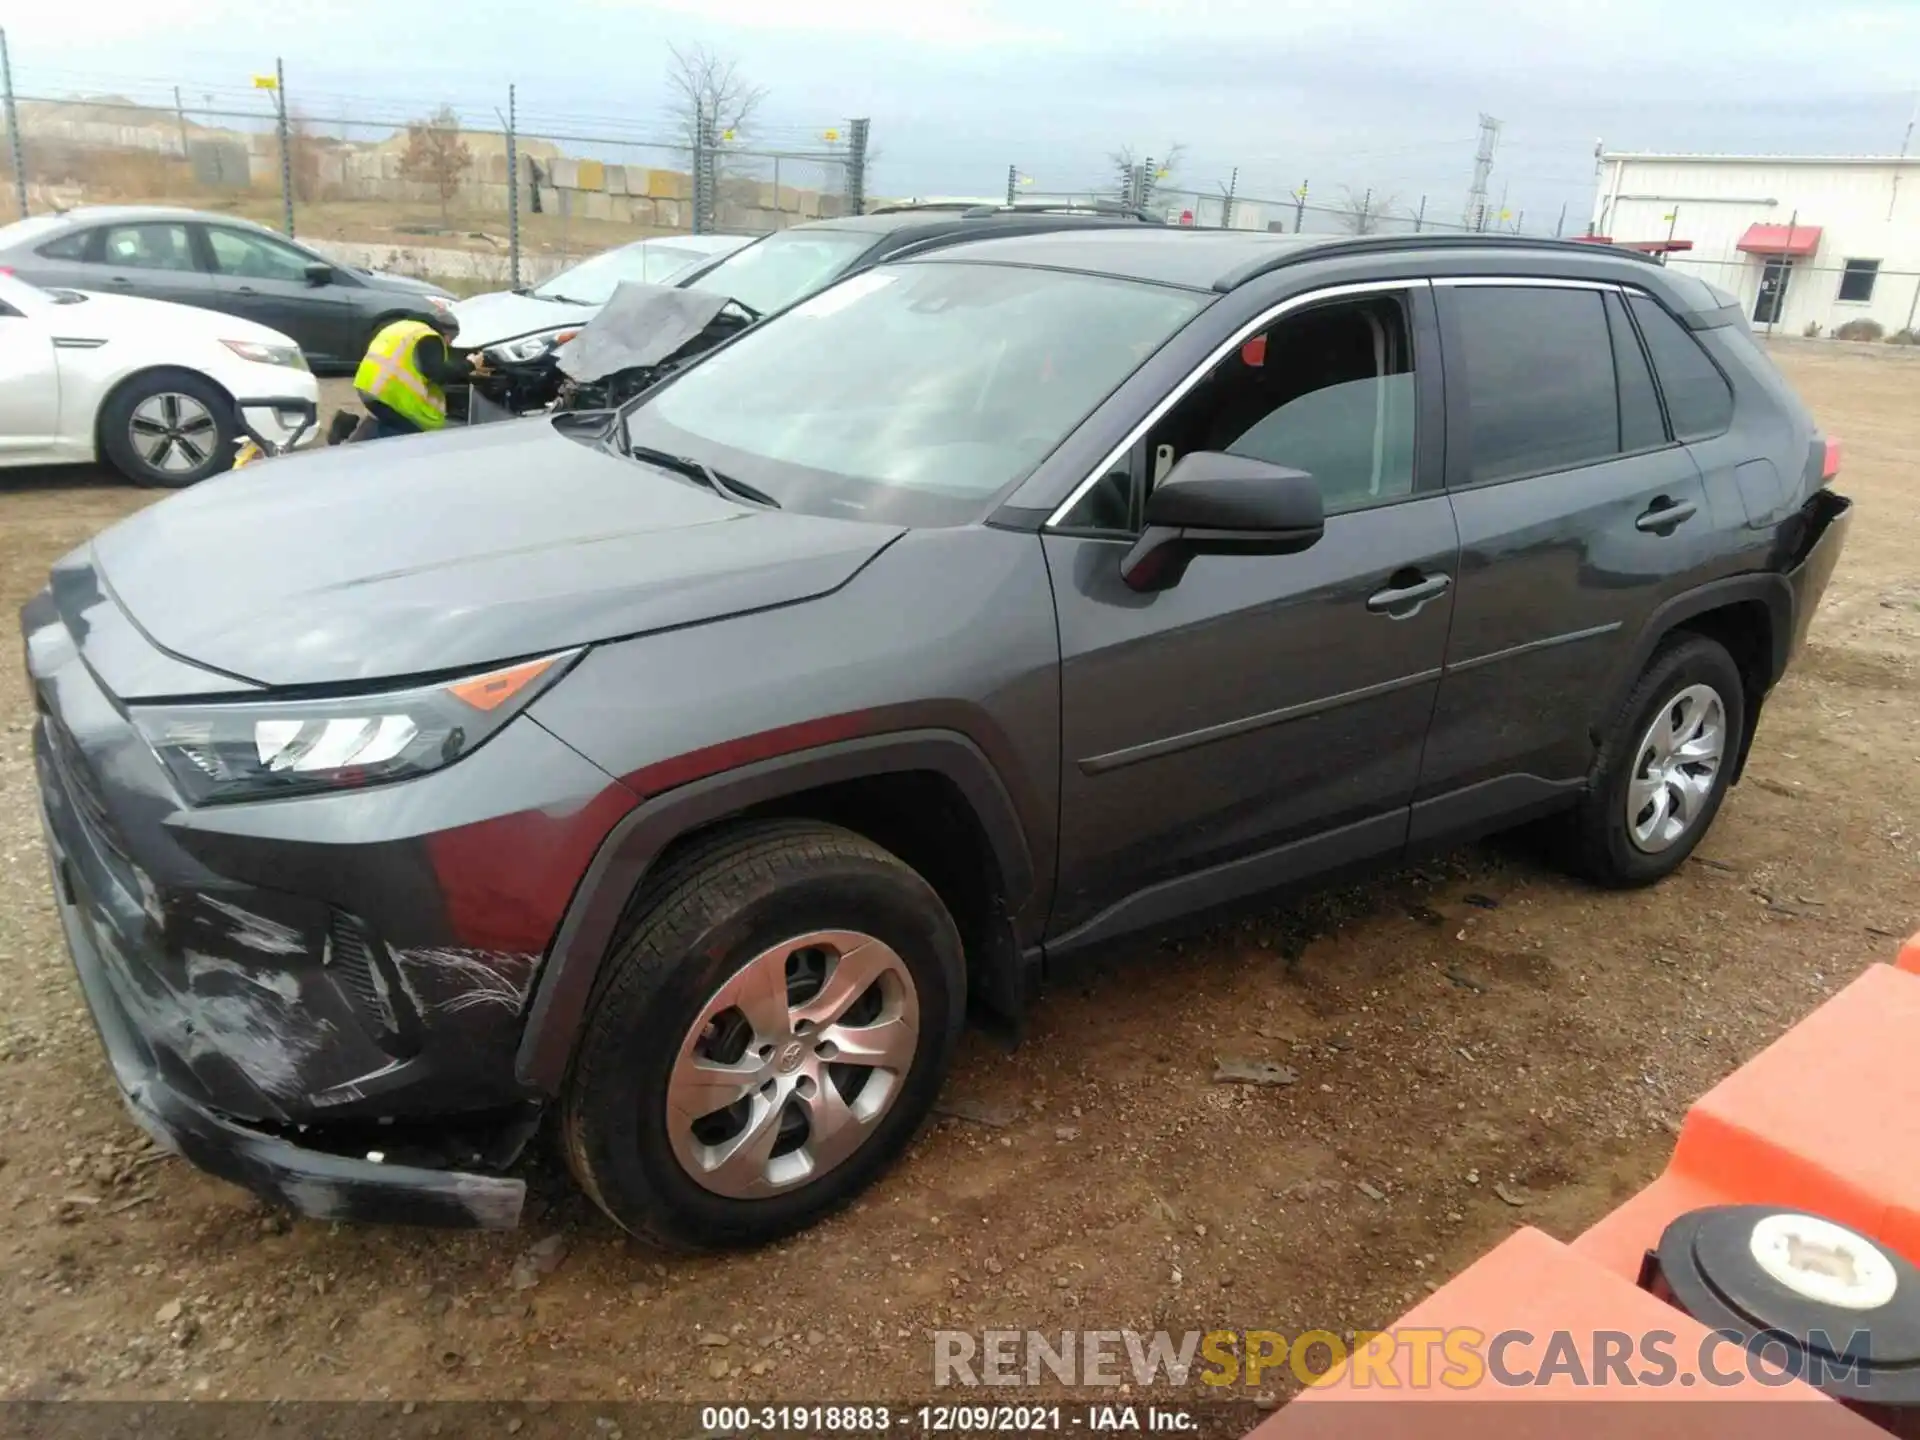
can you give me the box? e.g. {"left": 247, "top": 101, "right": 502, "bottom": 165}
{"left": 0, "top": 271, "right": 318, "bottom": 487}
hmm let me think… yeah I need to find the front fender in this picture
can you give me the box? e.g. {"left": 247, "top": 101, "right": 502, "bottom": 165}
{"left": 513, "top": 728, "right": 1036, "bottom": 1092}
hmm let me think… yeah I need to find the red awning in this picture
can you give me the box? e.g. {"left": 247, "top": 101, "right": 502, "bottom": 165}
{"left": 1569, "top": 236, "right": 1692, "bottom": 253}
{"left": 1737, "top": 223, "right": 1822, "bottom": 257}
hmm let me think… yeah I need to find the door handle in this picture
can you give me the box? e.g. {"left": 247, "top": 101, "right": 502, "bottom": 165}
{"left": 1635, "top": 498, "right": 1698, "bottom": 534}
{"left": 235, "top": 285, "right": 258, "bottom": 296}
{"left": 1366, "top": 571, "right": 1452, "bottom": 616}
{"left": 109, "top": 275, "right": 132, "bottom": 285}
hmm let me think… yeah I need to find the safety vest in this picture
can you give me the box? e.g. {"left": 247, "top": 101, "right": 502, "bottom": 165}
{"left": 354, "top": 319, "right": 447, "bottom": 432}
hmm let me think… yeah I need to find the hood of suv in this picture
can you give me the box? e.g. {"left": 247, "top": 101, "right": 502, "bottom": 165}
{"left": 80, "top": 419, "right": 902, "bottom": 693}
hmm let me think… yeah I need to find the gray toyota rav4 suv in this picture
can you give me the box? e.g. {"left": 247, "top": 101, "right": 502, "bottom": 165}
{"left": 26, "top": 230, "right": 1851, "bottom": 1248}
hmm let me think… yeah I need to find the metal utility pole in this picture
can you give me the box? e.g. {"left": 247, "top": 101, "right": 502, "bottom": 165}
{"left": 1413, "top": 195, "right": 1426, "bottom": 233}
{"left": 273, "top": 58, "right": 294, "bottom": 236}
{"left": 1221, "top": 166, "right": 1238, "bottom": 229}
{"left": 691, "top": 104, "right": 715, "bottom": 234}
{"left": 1, "top": 27, "right": 25, "bottom": 219}
{"left": 1006, "top": 164, "right": 1017, "bottom": 206}
{"left": 844, "top": 117, "right": 870, "bottom": 217}
{"left": 1555, "top": 201, "right": 1567, "bottom": 237}
{"left": 1463, "top": 112, "right": 1501, "bottom": 231}
{"left": 173, "top": 86, "right": 191, "bottom": 161}
{"left": 505, "top": 84, "right": 520, "bottom": 289}
{"left": 1294, "top": 179, "right": 1308, "bottom": 232}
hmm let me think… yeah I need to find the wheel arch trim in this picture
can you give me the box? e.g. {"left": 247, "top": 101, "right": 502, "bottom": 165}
{"left": 514, "top": 728, "right": 1036, "bottom": 1093}
{"left": 1593, "top": 573, "right": 1792, "bottom": 780}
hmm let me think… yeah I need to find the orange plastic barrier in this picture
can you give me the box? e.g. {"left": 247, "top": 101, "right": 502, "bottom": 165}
{"left": 1247, "top": 934, "right": 1920, "bottom": 1439}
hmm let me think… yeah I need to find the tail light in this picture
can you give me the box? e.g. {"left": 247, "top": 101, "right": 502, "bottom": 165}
{"left": 1821, "top": 436, "right": 1842, "bottom": 484}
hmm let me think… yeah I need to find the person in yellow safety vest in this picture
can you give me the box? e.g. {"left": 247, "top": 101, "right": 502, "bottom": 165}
{"left": 353, "top": 313, "right": 491, "bottom": 439}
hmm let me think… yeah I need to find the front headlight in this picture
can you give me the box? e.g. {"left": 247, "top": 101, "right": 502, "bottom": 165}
{"left": 489, "top": 327, "right": 582, "bottom": 364}
{"left": 423, "top": 294, "right": 456, "bottom": 315}
{"left": 221, "top": 339, "right": 309, "bottom": 370}
{"left": 132, "top": 650, "right": 579, "bottom": 805}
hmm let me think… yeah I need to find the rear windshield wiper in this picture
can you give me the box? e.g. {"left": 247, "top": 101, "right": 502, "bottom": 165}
{"left": 624, "top": 442, "right": 781, "bottom": 508}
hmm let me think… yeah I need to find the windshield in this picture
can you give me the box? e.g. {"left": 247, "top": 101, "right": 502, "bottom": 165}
{"left": 684, "top": 228, "right": 878, "bottom": 316}
{"left": 623, "top": 261, "right": 1208, "bottom": 526}
{"left": 533, "top": 239, "right": 741, "bottom": 305}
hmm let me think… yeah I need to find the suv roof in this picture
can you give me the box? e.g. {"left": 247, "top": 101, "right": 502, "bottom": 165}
{"left": 901, "top": 228, "right": 1740, "bottom": 321}
{"left": 788, "top": 203, "right": 1162, "bottom": 242}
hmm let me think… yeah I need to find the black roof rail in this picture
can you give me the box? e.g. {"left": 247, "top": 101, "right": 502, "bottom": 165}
{"left": 867, "top": 201, "right": 992, "bottom": 215}
{"left": 1214, "top": 231, "right": 1664, "bottom": 293}
{"left": 957, "top": 201, "right": 1162, "bottom": 222}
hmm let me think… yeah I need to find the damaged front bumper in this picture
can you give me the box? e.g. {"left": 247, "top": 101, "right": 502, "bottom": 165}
{"left": 46, "top": 830, "right": 526, "bottom": 1228}
{"left": 22, "top": 582, "right": 640, "bottom": 1230}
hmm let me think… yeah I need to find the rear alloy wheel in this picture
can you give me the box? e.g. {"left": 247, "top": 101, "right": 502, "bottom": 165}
{"left": 99, "top": 370, "right": 236, "bottom": 488}
{"left": 1567, "top": 635, "right": 1745, "bottom": 887}
{"left": 562, "top": 820, "right": 964, "bottom": 1250}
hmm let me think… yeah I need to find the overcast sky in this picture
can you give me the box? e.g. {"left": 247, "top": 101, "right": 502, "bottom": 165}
{"left": 10, "top": 0, "right": 1920, "bottom": 231}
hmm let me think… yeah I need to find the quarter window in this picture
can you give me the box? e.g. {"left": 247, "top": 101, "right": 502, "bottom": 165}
{"left": 35, "top": 230, "right": 88, "bottom": 261}
{"left": 99, "top": 223, "right": 196, "bottom": 272}
{"left": 1837, "top": 259, "right": 1879, "bottom": 304}
{"left": 1451, "top": 286, "right": 1620, "bottom": 484}
{"left": 1627, "top": 293, "right": 1734, "bottom": 442}
{"left": 1605, "top": 291, "right": 1667, "bottom": 452}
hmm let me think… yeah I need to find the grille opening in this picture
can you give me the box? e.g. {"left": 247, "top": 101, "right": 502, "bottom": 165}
{"left": 324, "top": 909, "right": 421, "bottom": 1056}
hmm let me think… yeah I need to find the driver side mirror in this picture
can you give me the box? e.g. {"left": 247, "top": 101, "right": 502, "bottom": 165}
{"left": 304, "top": 262, "right": 335, "bottom": 287}
{"left": 1119, "top": 451, "right": 1325, "bottom": 593}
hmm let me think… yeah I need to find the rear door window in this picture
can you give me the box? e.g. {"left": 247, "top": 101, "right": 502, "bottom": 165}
{"left": 99, "top": 223, "right": 196, "bottom": 272}
{"left": 1627, "top": 293, "right": 1734, "bottom": 442}
{"left": 1448, "top": 285, "right": 1621, "bottom": 485}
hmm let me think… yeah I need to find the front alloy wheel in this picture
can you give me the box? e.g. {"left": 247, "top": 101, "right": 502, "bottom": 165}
{"left": 129, "top": 391, "right": 219, "bottom": 476}
{"left": 668, "top": 931, "right": 919, "bottom": 1197}
{"left": 561, "top": 820, "right": 964, "bottom": 1250}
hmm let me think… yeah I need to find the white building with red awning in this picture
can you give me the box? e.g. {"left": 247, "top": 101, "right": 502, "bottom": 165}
{"left": 1588, "top": 152, "right": 1920, "bottom": 339}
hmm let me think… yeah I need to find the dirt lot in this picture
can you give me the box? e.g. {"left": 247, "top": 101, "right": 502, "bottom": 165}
{"left": 0, "top": 349, "right": 1914, "bottom": 1407}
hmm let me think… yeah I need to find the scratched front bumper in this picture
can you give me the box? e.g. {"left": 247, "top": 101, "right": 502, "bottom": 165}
{"left": 21, "top": 582, "right": 641, "bottom": 1228}
{"left": 42, "top": 815, "right": 523, "bottom": 1228}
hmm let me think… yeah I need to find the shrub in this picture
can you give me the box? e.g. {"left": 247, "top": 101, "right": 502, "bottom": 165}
{"left": 1834, "top": 318, "right": 1885, "bottom": 342}
{"left": 1888, "top": 329, "right": 1920, "bottom": 346}
{"left": 1802, "top": 321, "right": 1822, "bottom": 338}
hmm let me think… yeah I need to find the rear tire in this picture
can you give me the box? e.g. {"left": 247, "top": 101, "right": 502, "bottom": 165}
{"left": 1566, "top": 635, "right": 1745, "bottom": 887}
{"left": 561, "top": 820, "right": 966, "bottom": 1251}
{"left": 98, "top": 369, "right": 235, "bottom": 488}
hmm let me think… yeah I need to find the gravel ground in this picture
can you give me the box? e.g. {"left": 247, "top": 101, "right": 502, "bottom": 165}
{"left": 0, "top": 353, "right": 1914, "bottom": 1405}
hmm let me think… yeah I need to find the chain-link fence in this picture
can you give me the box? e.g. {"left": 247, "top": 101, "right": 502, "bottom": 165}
{"left": 1007, "top": 172, "right": 1575, "bottom": 239}
{"left": 0, "top": 54, "right": 868, "bottom": 293}
{"left": 1647, "top": 257, "right": 1920, "bottom": 346}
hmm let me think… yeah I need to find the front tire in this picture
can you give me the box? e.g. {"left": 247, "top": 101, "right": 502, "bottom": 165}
{"left": 1567, "top": 635, "right": 1745, "bottom": 887}
{"left": 561, "top": 820, "right": 966, "bottom": 1251}
{"left": 98, "top": 369, "right": 235, "bottom": 488}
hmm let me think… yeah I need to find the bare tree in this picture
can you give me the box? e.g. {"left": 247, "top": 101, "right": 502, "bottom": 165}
{"left": 399, "top": 105, "right": 473, "bottom": 227}
{"left": 1333, "top": 185, "right": 1399, "bottom": 235}
{"left": 286, "top": 109, "right": 325, "bottom": 204}
{"left": 665, "top": 43, "right": 767, "bottom": 160}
